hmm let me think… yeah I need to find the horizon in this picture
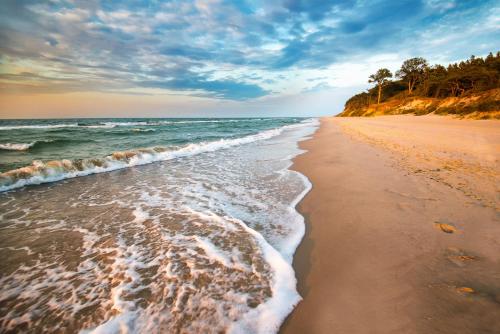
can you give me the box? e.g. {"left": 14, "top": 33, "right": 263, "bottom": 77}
{"left": 1, "top": 0, "right": 499, "bottom": 118}
{"left": 0, "top": 115, "right": 310, "bottom": 120}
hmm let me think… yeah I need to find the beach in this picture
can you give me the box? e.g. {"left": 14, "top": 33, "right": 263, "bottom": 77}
{"left": 1, "top": 115, "right": 499, "bottom": 333}
{"left": 282, "top": 115, "right": 500, "bottom": 333}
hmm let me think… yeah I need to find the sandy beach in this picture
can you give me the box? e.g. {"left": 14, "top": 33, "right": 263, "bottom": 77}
{"left": 282, "top": 115, "right": 500, "bottom": 333}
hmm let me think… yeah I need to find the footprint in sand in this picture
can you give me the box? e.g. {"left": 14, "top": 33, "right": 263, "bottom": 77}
{"left": 434, "top": 222, "right": 457, "bottom": 234}
{"left": 446, "top": 247, "right": 477, "bottom": 267}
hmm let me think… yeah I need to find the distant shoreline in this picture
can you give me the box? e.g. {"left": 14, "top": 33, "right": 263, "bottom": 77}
{"left": 282, "top": 115, "right": 500, "bottom": 333}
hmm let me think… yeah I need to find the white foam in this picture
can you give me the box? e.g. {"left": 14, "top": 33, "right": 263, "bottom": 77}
{"left": 0, "top": 140, "right": 54, "bottom": 151}
{"left": 79, "top": 210, "right": 300, "bottom": 334}
{"left": 230, "top": 122, "right": 317, "bottom": 334}
{"left": 156, "top": 118, "right": 275, "bottom": 125}
{"left": 131, "top": 207, "right": 149, "bottom": 223}
{"left": 80, "top": 312, "right": 137, "bottom": 334}
{"left": 228, "top": 215, "right": 301, "bottom": 334}
{"left": 192, "top": 235, "right": 249, "bottom": 271}
{"left": 83, "top": 124, "right": 117, "bottom": 129}
{"left": 276, "top": 170, "right": 312, "bottom": 263}
{"left": 0, "top": 124, "right": 78, "bottom": 130}
{"left": 0, "top": 142, "right": 36, "bottom": 151}
{"left": 101, "top": 122, "right": 149, "bottom": 127}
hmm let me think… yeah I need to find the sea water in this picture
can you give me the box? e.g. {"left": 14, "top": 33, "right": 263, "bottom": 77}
{"left": 0, "top": 118, "right": 318, "bottom": 333}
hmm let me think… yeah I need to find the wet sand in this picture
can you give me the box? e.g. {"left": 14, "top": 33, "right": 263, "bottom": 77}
{"left": 281, "top": 115, "right": 500, "bottom": 333}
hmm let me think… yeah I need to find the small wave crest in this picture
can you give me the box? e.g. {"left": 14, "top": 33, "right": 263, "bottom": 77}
{"left": 0, "top": 124, "right": 78, "bottom": 130}
{"left": 0, "top": 142, "right": 36, "bottom": 151}
{"left": 0, "top": 121, "right": 314, "bottom": 192}
{"left": 0, "top": 122, "right": 148, "bottom": 130}
{"left": 83, "top": 122, "right": 150, "bottom": 128}
{"left": 0, "top": 119, "right": 283, "bottom": 130}
{"left": 0, "top": 140, "right": 54, "bottom": 151}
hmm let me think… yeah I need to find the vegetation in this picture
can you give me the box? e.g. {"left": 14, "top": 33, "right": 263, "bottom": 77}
{"left": 368, "top": 68, "right": 392, "bottom": 104}
{"left": 396, "top": 57, "right": 429, "bottom": 94}
{"left": 342, "top": 52, "right": 500, "bottom": 117}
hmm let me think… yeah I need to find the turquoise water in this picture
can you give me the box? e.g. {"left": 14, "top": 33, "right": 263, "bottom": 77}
{"left": 0, "top": 118, "right": 303, "bottom": 172}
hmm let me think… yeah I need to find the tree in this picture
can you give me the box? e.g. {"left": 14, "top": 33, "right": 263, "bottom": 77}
{"left": 344, "top": 51, "right": 500, "bottom": 116}
{"left": 396, "top": 57, "right": 429, "bottom": 94}
{"left": 369, "top": 68, "right": 393, "bottom": 104}
{"left": 427, "top": 64, "right": 447, "bottom": 98}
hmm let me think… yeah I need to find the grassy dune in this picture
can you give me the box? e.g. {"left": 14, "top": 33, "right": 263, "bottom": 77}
{"left": 339, "top": 88, "right": 500, "bottom": 119}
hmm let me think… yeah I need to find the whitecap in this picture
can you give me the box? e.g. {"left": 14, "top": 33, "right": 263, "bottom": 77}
{"left": 0, "top": 142, "right": 36, "bottom": 151}
{"left": 0, "top": 124, "right": 78, "bottom": 130}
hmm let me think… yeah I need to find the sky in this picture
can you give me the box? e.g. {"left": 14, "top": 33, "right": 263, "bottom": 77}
{"left": 0, "top": 0, "right": 499, "bottom": 118}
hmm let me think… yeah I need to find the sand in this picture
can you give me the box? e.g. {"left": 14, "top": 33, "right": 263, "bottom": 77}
{"left": 281, "top": 115, "right": 500, "bottom": 334}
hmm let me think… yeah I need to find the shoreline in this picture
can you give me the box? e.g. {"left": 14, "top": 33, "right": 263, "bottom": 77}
{"left": 281, "top": 115, "right": 500, "bottom": 333}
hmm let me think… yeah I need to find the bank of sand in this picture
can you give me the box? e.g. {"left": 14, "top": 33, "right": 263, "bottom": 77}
{"left": 281, "top": 115, "right": 500, "bottom": 333}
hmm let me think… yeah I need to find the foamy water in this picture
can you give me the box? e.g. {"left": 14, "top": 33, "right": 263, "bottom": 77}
{"left": 0, "top": 123, "right": 307, "bottom": 192}
{"left": 0, "top": 118, "right": 318, "bottom": 333}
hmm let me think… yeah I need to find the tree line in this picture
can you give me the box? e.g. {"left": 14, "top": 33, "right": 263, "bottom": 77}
{"left": 346, "top": 51, "right": 500, "bottom": 109}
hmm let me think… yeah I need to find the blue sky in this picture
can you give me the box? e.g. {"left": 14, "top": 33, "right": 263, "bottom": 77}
{"left": 0, "top": 0, "right": 499, "bottom": 117}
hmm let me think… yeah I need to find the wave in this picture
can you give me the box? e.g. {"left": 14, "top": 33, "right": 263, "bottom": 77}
{"left": 79, "top": 125, "right": 315, "bottom": 334}
{"left": 86, "top": 119, "right": 275, "bottom": 127}
{"left": 0, "top": 140, "right": 55, "bottom": 151}
{"left": 81, "top": 124, "right": 116, "bottom": 129}
{"left": 0, "top": 124, "right": 78, "bottom": 130}
{"left": 153, "top": 118, "right": 278, "bottom": 125}
{"left": 0, "top": 118, "right": 288, "bottom": 131}
{"left": 102, "top": 121, "right": 149, "bottom": 127}
{"left": 0, "top": 119, "right": 318, "bottom": 333}
{"left": 82, "top": 122, "right": 149, "bottom": 128}
{"left": 85, "top": 210, "right": 302, "bottom": 334}
{"left": 0, "top": 120, "right": 315, "bottom": 192}
{"left": 0, "top": 142, "right": 35, "bottom": 151}
{"left": 0, "top": 122, "right": 148, "bottom": 130}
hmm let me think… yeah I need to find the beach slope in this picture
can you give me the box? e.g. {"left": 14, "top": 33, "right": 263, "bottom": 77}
{"left": 282, "top": 115, "right": 500, "bottom": 333}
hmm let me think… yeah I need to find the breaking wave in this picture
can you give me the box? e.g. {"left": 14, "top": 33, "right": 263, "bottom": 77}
{"left": 0, "top": 142, "right": 36, "bottom": 151}
{"left": 0, "top": 140, "right": 55, "bottom": 151}
{"left": 0, "top": 121, "right": 313, "bottom": 192}
{"left": 0, "top": 118, "right": 281, "bottom": 131}
{"left": 0, "top": 124, "right": 78, "bottom": 130}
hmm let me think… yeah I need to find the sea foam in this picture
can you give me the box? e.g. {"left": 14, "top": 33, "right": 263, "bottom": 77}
{"left": 0, "top": 140, "right": 54, "bottom": 151}
{"left": 0, "top": 124, "right": 79, "bottom": 130}
{"left": 0, "top": 142, "right": 36, "bottom": 151}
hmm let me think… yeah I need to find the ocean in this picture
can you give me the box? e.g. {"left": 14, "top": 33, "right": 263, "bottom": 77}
{"left": 0, "top": 118, "right": 318, "bottom": 333}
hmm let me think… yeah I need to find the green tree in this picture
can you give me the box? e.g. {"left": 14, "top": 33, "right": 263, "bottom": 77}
{"left": 396, "top": 57, "right": 429, "bottom": 94}
{"left": 369, "top": 68, "right": 393, "bottom": 104}
{"left": 427, "top": 64, "right": 447, "bottom": 97}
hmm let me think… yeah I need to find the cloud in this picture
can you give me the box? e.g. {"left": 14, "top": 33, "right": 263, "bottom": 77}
{"left": 283, "top": 0, "right": 356, "bottom": 21}
{"left": 0, "top": 0, "right": 498, "bottom": 104}
{"left": 139, "top": 77, "right": 268, "bottom": 100}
